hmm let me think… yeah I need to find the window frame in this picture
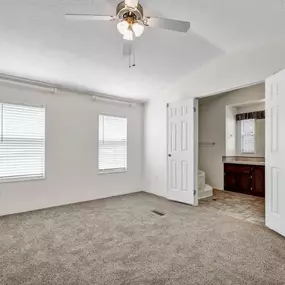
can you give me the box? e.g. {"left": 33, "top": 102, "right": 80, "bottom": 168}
{"left": 98, "top": 113, "right": 128, "bottom": 175}
{"left": 240, "top": 119, "right": 256, "bottom": 154}
{"left": 0, "top": 101, "right": 46, "bottom": 184}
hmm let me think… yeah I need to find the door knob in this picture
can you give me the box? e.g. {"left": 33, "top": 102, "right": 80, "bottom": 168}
{"left": 168, "top": 154, "right": 172, "bottom": 157}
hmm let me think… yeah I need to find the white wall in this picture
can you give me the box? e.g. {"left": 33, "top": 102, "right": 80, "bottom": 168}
{"left": 164, "top": 40, "right": 285, "bottom": 99}
{"left": 236, "top": 102, "right": 265, "bottom": 113}
{"left": 144, "top": 97, "right": 168, "bottom": 197}
{"left": 225, "top": 106, "right": 237, "bottom": 156}
{"left": 0, "top": 82, "right": 144, "bottom": 216}
{"left": 198, "top": 84, "right": 265, "bottom": 189}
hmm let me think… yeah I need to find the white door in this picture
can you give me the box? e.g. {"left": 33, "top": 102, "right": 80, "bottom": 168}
{"left": 167, "top": 98, "right": 198, "bottom": 205}
{"left": 265, "top": 70, "right": 285, "bottom": 237}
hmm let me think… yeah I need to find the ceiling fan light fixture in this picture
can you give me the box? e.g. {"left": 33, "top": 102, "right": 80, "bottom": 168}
{"left": 117, "top": 20, "right": 129, "bottom": 35}
{"left": 123, "top": 28, "right": 134, "bottom": 41}
{"left": 132, "top": 21, "right": 144, "bottom": 37}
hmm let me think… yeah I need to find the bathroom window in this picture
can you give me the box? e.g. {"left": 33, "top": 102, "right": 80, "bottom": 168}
{"left": 241, "top": 119, "right": 255, "bottom": 154}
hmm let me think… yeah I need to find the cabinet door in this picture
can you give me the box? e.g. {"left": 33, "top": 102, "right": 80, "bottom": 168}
{"left": 238, "top": 173, "right": 252, "bottom": 194}
{"left": 224, "top": 172, "right": 236, "bottom": 191}
{"left": 252, "top": 166, "right": 265, "bottom": 197}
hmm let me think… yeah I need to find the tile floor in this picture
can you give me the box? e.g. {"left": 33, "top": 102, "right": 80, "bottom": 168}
{"left": 199, "top": 189, "right": 265, "bottom": 226}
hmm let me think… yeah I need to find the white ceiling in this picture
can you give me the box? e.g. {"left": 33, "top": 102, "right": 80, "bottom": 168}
{"left": 0, "top": 0, "right": 284, "bottom": 100}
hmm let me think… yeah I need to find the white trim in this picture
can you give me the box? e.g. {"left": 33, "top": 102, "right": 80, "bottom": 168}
{"left": 98, "top": 168, "right": 127, "bottom": 175}
{"left": 0, "top": 176, "right": 45, "bottom": 184}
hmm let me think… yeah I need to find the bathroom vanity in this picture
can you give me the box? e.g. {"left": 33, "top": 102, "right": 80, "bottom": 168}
{"left": 223, "top": 158, "right": 265, "bottom": 197}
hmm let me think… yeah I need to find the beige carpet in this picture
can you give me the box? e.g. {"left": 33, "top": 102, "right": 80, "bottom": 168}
{"left": 1, "top": 192, "right": 285, "bottom": 285}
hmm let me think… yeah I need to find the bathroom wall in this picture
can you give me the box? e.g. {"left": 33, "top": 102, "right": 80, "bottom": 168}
{"left": 225, "top": 105, "right": 237, "bottom": 156}
{"left": 236, "top": 102, "right": 265, "bottom": 113}
{"left": 198, "top": 83, "right": 265, "bottom": 189}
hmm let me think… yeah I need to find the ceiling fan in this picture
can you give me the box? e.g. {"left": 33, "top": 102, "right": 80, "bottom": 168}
{"left": 65, "top": 0, "right": 191, "bottom": 67}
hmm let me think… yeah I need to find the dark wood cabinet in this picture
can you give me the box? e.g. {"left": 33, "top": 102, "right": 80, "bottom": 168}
{"left": 224, "top": 172, "right": 236, "bottom": 191}
{"left": 239, "top": 173, "right": 252, "bottom": 193}
{"left": 252, "top": 166, "right": 265, "bottom": 197}
{"left": 224, "top": 163, "right": 265, "bottom": 197}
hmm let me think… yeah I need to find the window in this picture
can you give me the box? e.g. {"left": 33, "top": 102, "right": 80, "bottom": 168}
{"left": 98, "top": 115, "right": 127, "bottom": 173}
{"left": 241, "top": 119, "right": 255, "bottom": 154}
{"left": 0, "top": 103, "right": 45, "bottom": 182}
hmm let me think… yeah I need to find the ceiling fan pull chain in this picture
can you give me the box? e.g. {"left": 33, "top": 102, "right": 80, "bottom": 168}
{"left": 133, "top": 42, "right": 136, "bottom": 67}
{"left": 129, "top": 42, "right": 132, "bottom": 68}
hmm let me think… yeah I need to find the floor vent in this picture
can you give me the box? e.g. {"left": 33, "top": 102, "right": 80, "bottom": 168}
{"left": 152, "top": 210, "right": 165, "bottom": 216}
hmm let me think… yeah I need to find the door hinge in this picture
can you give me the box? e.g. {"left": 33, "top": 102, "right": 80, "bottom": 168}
{"left": 166, "top": 103, "right": 170, "bottom": 108}
{"left": 193, "top": 190, "right": 197, "bottom": 196}
{"left": 193, "top": 107, "right": 196, "bottom": 112}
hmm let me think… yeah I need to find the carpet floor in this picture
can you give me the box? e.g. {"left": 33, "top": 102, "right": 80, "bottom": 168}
{"left": 1, "top": 192, "right": 285, "bottom": 285}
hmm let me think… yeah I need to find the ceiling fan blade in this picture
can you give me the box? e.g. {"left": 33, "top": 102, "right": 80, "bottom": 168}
{"left": 144, "top": 17, "right": 190, "bottom": 33}
{"left": 65, "top": 14, "right": 115, "bottom": 21}
{"left": 125, "top": 0, "right": 138, "bottom": 8}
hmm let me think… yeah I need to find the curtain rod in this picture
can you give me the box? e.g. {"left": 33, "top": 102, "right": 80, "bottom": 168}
{"left": 0, "top": 73, "right": 143, "bottom": 105}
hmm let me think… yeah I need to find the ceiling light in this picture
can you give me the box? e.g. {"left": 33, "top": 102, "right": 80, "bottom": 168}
{"left": 132, "top": 21, "right": 144, "bottom": 37}
{"left": 117, "top": 20, "right": 129, "bottom": 35}
{"left": 123, "top": 28, "right": 134, "bottom": 41}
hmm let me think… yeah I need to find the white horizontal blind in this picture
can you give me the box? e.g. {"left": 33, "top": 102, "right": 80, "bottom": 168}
{"left": 0, "top": 103, "right": 45, "bottom": 181}
{"left": 99, "top": 115, "right": 127, "bottom": 172}
{"left": 241, "top": 119, "right": 255, "bottom": 154}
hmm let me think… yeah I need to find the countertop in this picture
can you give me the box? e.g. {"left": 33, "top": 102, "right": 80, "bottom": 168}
{"left": 222, "top": 156, "right": 265, "bottom": 166}
{"left": 223, "top": 160, "right": 265, "bottom": 166}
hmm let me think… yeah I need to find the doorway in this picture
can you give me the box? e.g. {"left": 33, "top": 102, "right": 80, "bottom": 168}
{"left": 197, "top": 83, "right": 266, "bottom": 225}
{"left": 166, "top": 70, "right": 285, "bottom": 237}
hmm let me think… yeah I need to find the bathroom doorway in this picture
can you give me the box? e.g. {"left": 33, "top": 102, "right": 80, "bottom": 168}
{"left": 197, "top": 83, "right": 266, "bottom": 225}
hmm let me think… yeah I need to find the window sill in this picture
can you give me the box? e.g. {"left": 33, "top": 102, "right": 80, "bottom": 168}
{"left": 98, "top": 169, "right": 127, "bottom": 175}
{"left": 0, "top": 176, "right": 45, "bottom": 184}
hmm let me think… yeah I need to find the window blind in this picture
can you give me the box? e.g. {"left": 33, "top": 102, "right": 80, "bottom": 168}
{"left": 241, "top": 119, "right": 255, "bottom": 154}
{"left": 99, "top": 115, "right": 127, "bottom": 172}
{"left": 0, "top": 103, "right": 45, "bottom": 181}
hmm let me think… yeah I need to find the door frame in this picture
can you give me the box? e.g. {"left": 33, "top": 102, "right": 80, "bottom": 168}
{"left": 166, "top": 98, "right": 199, "bottom": 206}
{"left": 180, "top": 81, "right": 270, "bottom": 225}
{"left": 166, "top": 82, "right": 265, "bottom": 203}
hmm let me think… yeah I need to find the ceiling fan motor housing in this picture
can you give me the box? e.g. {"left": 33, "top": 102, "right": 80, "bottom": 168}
{"left": 116, "top": 1, "right": 144, "bottom": 22}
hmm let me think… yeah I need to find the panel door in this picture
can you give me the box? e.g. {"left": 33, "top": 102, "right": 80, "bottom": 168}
{"left": 167, "top": 99, "right": 198, "bottom": 206}
{"left": 265, "top": 70, "right": 285, "bottom": 237}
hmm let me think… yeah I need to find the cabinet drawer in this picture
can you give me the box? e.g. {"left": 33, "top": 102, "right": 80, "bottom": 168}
{"left": 224, "top": 163, "right": 252, "bottom": 174}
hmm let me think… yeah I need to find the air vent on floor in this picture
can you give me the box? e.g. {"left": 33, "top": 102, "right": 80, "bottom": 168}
{"left": 152, "top": 210, "right": 165, "bottom": 216}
